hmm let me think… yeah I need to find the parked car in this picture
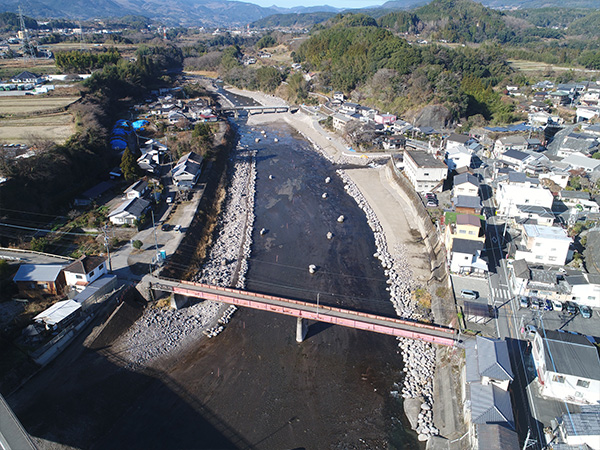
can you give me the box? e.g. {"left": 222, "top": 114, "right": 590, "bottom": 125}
{"left": 519, "top": 296, "right": 529, "bottom": 308}
{"left": 161, "top": 223, "right": 171, "bottom": 231}
{"left": 580, "top": 305, "right": 592, "bottom": 319}
{"left": 426, "top": 201, "right": 438, "bottom": 207}
{"left": 544, "top": 299, "right": 553, "bottom": 311}
{"left": 530, "top": 298, "right": 543, "bottom": 310}
{"left": 460, "top": 289, "right": 478, "bottom": 300}
{"left": 524, "top": 324, "right": 537, "bottom": 338}
{"left": 552, "top": 300, "right": 563, "bottom": 312}
{"left": 174, "top": 224, "right": 182, "bottom": 232}
{"left": 564, "top": 301, "right": 578, "bottom": 315}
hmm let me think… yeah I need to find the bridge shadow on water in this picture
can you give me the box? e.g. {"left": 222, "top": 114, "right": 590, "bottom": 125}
{"left": 11, "top": 340, "right": 254, "bottom": 450}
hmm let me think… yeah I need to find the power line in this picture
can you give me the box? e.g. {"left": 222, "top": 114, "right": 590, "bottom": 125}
{"left": 0, "top": 223, "right": 99, "bottom": 236}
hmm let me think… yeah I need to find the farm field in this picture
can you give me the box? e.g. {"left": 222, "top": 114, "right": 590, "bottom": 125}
{"left": 0, "top": 96, "right": 79, "bottom": 115}
{"left": 0, "top": 112, "right": 74, "bottom": 144}
{"left": 508, "top": 59, "right": 600, "bottom": 74}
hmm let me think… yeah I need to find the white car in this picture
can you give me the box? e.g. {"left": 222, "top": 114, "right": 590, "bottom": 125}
{"left": 174, "top": 225, "right": 181, "bottom": 232}
{"left": 552, "top": 300, "right": 563, "bottom": 311}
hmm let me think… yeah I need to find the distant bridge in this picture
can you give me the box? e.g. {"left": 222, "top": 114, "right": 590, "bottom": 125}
{"left": 217, "top": 105, "right": 297, "bottom": 115}
{"left": 150, "top": 277, "right": 458, "bottom": 346}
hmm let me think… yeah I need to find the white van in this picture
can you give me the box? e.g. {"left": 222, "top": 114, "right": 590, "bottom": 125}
{"left": 461, "top": 289, "right": 478, "bottom": 300}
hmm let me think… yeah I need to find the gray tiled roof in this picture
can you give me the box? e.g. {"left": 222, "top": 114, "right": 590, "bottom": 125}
{"left": 476, "top": 424, "right": 520, "bottom": 450}
{"left": 512, "top": 259, "right": 530, "bottom": 280}
{"left": 452, "top": 238, "right": 483, "bottom": 255}
{"left": 454, "top": 195, "right": 481, "bottom": 209}
{"left": 476, "top": 336, "right": 514, "bottom": 382}
{"left": 503, "top": 149, "right": 529, "bottom": 161}
{"left": 454, "top": 172, "right": 479, "bottom": 187}
{"left": 470, "top": 383, "right": 514, "bottom": 428}
{"left": 541, "top": 330, "right": 600, "bottom": 380}
{"left": 559, "top": 407, "right": 600, "bottom": 438}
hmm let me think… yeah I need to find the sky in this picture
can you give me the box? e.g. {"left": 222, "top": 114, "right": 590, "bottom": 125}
{"left": 248, "top": 0, "right": 386, "bottom": 9}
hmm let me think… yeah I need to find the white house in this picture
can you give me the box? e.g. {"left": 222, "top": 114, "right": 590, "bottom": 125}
{"left": 340, "top": 102, "right": 359, "bottom": 115}
{"left": 566, "top": 273, "right": 600, "bottom": 309}
{"left": 450, "top": 238, "right": 488, "bottom": 275}
{"left": 513, "top": 205, "right": 555, "bottom": 226}
{"left": 500, "top": 149, "right": 530, "bottom": 172}
{"left": 531, "top": 329, "right": 600, "bottom": 405}
{"left": 558, "top": 190, "right": 600, "bottom": 214}
{"left": 453, "top": 173, "right": 479, "bottom": 197}
{"left": 576, "top": 105, "right": 600, "bottom": 122}
{"left": 539, "top": 170, "right": 570, "bottom": 189}
{"left": 514, "top": 224, "right": 572, "bottom": 266}
{"left": 124, "top": 179, "right": 148, "bottom": 199}
{"left": 403, "top": 150, "right": 448, "bottom": 193}
{"left": 562, "top": 152, "right": 600, "bottom": 173}
{"left": 63, "top": 255, "right": 108, "bottom": 292}
{"left": 108, "top": 197, "right": 151, "bottom": 225}
{"left": 496, "top": 183, "right": 554, "bottom": 217}
{"left": 445, "top": 145, "right": 472, "bottom": 171}
{"left": 332, "top": 113, "right": 352, "bottom": 131}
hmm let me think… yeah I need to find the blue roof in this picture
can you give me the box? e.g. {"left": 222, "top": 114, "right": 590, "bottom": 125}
{"left": 132, "top": 120, "right": 149, "bottom": 129}
{"left": 485, "top": 123, "right": 532, "bottom": 132}
{"left": 115, "top": 119, "right": 131, "bottom": 128}
{"left": 111, "top": 128, "right": 127, "bottom": 136}
{"left": 110, "top": 139, "right": 128, "bottom": 150}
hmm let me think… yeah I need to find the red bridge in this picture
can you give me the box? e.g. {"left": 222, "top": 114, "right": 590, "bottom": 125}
{"left": 150, "top": 277, "right": 458, "bottom": 346}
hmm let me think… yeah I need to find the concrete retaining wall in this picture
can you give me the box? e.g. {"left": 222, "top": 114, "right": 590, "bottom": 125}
{"left": 387, "top": 160, "right": 448, "bottom": 283}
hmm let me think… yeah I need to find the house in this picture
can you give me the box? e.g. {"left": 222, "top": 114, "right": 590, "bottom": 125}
{"left": 374, "top": 113, "right": 396, "bottom": 125}
{"left": 168, "top": 110, "right": 188, "bottom": 125}
{"left": 555, "top": 407, "right": 600, "bottom": 450}
{"left": 109, "top": 197, "right": 150, "bottom": 226}
{"left": 445, "top": 145, "right": 472, "bottom": 171}
{"left": 124, "top": 179, "right": 148, "bottom": 199}
{"left": 72, "top": 274, "right": 118, "bottom": 310}
{"left": 500, "top": 149, "right": 530, "bottom": 172}
{"left": 445, "top": 213, "right": 485, "bottom": 251}
{"left": 514, "top": 224, "right": 572, "bottom": 266}
{"left": 453, "top": 173, "right": 479, "bottom": 197}
{"left": 496, "top": 183, "right": 554, "bottom": 217}
{"left": 453, "top": 195, "right": 482, "bottom": 215}
{"left": 465, "top": 336, "right": 514, "bottom": 390}
{"left": 531, "top": 330, "right": 600, "bottom": 405}
{"left": 382, "top": 135, "right": 405, "bottom": 150}
{"left": 526, "top": 138, "right": 544, "bottom": 152}
{"left": 566, "top": 273, "right": 600, "bottom": 309}
{"left": 13, "top": 264, "right": 67, "bottom": 296}
{"left": 504, "top": 171, "right": 540, "bottom": 187}
{"left": 171, "top": 152, "right": 203, "bottom": 189}
{"left": 513, "top": 205, "right": 555, "bottom": 226}
{"left": 340, "top": 102, "right": 359, "bottom": 115}
{"left": 548, "top": 90, "right": 571, "bottom": 106}
{"left": 557, "top": 132, "right": 599, "bottom": 158}
{"left": 10, "top": 71, "right": 44, "bottom": 84}
{"left": 507, "top": 259, "right": 572, "bottom": 304}
{"left": 33, "top": 300, "right": 82, "bottom": 331}
{"left": 576, "top": 105, "right": 600, "bottom": 122}
{"left": 446, "top": 133, "right": 473, "bottom": 151}
{"left": 562, "top": 152, "right": 600, "bottom": 174}
{"left": 403, "top": 150, "right": 447, "bottom": 193}
{"left": 558, "top": 190, "right": 600, "bottom": 214}
{"left": 332, "top": 113, "right": 352, "bottom": 131}
{"left": 464, "top": 337, "right": 516, "bottom": 449}
{"left": 450, "top": 238, "right": 488, "bottom": 274}
{"left": 333, "top": 92, "right": 344, "bottom": 102}
{"left": 74, "top": 180, "right": 114, "bottom": 207}
{"left": 63, "top": 255, "right": 108, "bottom": 291}
{"left": 494, "top": 135, "right": 528, "bottom": 156}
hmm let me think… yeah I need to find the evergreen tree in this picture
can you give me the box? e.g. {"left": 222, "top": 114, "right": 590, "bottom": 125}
{"left": 120, "top": 148, "right": 139, "bottom": 181}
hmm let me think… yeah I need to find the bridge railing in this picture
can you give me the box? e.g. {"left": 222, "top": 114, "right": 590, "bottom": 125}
{"left": 152, "top": 277, "right": 457, "bottom": 339}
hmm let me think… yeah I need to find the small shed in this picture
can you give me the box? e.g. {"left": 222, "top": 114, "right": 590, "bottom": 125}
{"left": 463, "top": 301, "right": 496, "bottom": 324}
{"left": 34, "top": 300, "right": 81, "bottom": 331}
{"left": 13, "top": 264, "right": 66, "bottom": 296}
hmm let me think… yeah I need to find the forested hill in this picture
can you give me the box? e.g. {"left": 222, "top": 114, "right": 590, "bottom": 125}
{"left": 296, "top": 14, "right": 516, "bottom": 124}
{"left": 251, "top": 12, "right": 336, "bottom": 29}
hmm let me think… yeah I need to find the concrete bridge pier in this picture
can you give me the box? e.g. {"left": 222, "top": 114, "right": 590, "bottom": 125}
{"left": 296, "top": 317, "right": 308, "bottom": 343}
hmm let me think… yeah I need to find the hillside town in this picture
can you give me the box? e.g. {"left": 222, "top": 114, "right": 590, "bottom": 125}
{"left": 1, "top": 5, "right": 600, "bottom": 450}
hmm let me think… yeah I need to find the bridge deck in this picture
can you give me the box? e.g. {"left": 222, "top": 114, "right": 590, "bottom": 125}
{"left": 151, "top": 278, "right": 458, "bottom": 346}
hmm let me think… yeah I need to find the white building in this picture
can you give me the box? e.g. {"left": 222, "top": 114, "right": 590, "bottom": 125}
{"left": 332, "top": 113, "right": 352, "bottom": 131}
{"left": 171, "top": 152, "right": 203, "bottom": 189}
{"left": 514, "top": 224, "right": 572, "bottom": 266}
{"left": 496, "top": 183, "right": 554, "bottom": 217}
{"left": 445, "top": 145, "right": 472, "bottom": 171}
{"left": 403, "top": 150, "right": 447, "bottom": 193}
{"left": 566, "top": 273, "right": 600, "bottom": 309}
{"left": 109, "top": 197, "right": 150, "bottom": 226}
{"left": 562, "top": 152, "right": 600, "bottom": 173}
{"left": 532, "top": 330, "right": 600, "bottom": 405}
{"left": 63, "top": 256, "right": 108, "bottom": 292}
{"left": 494, "top": 135, "right": 528, "bottom": 156}
{"left": 124, "top": 179, "right": 148, "bottom": 199}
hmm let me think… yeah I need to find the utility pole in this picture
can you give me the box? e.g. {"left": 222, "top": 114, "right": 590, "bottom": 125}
{"left": 102, "top": 225, "right": 112, "bottom": 272}
{"left": 151, "top": 210, "right": 159, "bottom": 261}
{"left": 18, "top": 6, "right": 34, "bottom": 59}
{"left": 316, "top": 292, "right": 320, "bottom": 319}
